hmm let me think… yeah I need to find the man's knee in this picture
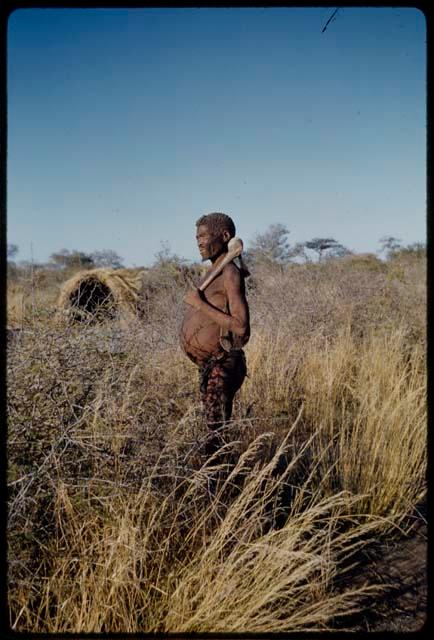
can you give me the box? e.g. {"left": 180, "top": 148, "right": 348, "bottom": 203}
{"left": 203, "top": 394, "right": 231, "bottom": 428}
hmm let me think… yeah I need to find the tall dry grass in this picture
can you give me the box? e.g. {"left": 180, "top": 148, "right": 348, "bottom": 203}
{"left": 7, "top": 251, "right": 426, "bottom": 632}
{"left": 10, "top": 425, "right": 386, "bottom": 633}
{"left": 244, "top": 325, "right": 426, "bottom": 528}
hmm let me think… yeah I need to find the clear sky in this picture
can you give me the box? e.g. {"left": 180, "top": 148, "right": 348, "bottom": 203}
{"left": 7, "top": 7, "right": 426, "bottom": 267}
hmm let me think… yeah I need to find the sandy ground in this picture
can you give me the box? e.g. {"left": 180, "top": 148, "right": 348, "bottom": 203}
{"left": 351, "top": 518, "right": 427, "bottom": 632}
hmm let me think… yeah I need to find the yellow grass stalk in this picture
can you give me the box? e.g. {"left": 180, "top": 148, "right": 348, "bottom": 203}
{"left": 337, "top": 330, "right": 426, "bottom": 523}
{"left": 295, "top": 326, "right": 426, "bottom": 527}
{"left": 12, "top": 420, "right": 387, "bottom": 634}
{"left": 239, "top": 323, "right": 426, "bottom": 530}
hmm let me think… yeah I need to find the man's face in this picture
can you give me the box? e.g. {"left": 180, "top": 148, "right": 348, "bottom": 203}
{"left": 196, "top": 224, "right": 228, "bottom": 261}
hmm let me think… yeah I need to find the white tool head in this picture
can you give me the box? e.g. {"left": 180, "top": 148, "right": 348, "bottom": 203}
{"left": 227, "top": 236, "right": 243, "bottom": 257}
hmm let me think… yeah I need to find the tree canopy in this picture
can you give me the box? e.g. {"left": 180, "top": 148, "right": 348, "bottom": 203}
{"left": 91, "top": 249, "right": 124, "bottom": 269}
{"left": 378, "top": 236, "right": 402, "bottom": 259}
{"left": 304, "top": 238, "right": 350, "bottom": 261}
{"left": 7, "top": 244, "right": 19, "bottom": 260}
{"left": 48, "top": 248, "right": 124, "bottom": 270}
{"left": 245, "top": 223, "right": 292, "bottom": 265}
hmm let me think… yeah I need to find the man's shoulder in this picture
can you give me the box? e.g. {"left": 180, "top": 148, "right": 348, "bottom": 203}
{"left": 222, "top": 261, "right": 247, "bottom": 293}
{"left": 223, "top": 260, "right": 242, "bottom": 279}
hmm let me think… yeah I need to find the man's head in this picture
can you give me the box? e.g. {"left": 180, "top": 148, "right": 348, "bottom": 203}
{"left": 195, "top": 212, "right": 236, "bottom": 262}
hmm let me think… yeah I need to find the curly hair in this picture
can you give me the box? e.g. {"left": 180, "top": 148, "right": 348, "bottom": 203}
{"left": 196, "top": 212, "right": 236, "bottom": 238}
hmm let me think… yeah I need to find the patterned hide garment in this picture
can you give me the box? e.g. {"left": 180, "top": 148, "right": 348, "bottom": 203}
{"left": 199, "top": 350, "right": 247, "bottom": 456}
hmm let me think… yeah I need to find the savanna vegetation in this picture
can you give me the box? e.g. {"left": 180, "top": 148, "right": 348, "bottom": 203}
{"left": 7, "top": 231, "right": 426, "bottom": 632}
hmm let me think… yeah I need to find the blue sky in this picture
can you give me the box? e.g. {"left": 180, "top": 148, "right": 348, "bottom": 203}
{"left": 7, "top": 7, "right": 426, "bottom": 266}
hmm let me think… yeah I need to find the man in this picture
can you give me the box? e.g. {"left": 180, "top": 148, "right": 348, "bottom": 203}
{"left": 180, "top": 212, "right": 250, "bottom": 457}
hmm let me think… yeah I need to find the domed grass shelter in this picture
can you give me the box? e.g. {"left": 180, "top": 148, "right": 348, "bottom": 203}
{"left": 56, "top": 268, "right": 147, "bottom": 325}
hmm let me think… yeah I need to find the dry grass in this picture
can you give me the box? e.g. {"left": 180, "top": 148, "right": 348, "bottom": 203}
{"left": 7, "top": 251, "right": 426, "bottom": 632}
{"left": 241, "top": 326, "right": 426, "bottom": 529}
{"left": 9, "top": 427, "right": 387, "bottom": 633}
{"left": 55, "top": 267, "right": 146, "bottom": 324}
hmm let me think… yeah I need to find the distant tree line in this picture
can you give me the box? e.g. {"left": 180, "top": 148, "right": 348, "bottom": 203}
{"left": 377, "top": 236, "right": 425, "bottom": 260}
{"left": 244, "top": 224, "right": 351, "bottom": 266}
{"left": 49, "top": 248, "right": 124, "bottom": 270}
{"left": 6, "top": 230, "right": 426, "bottom": 276}
{"left": 244, "top": 224, "right": 426, "bottom": 267}
{"left": 7, "top": 246, "right": 125, "bottom": 271}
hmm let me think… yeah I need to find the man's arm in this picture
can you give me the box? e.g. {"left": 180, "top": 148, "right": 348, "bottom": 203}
{"left": 224, "top": 262, "right": 250, "bottom": 337}
{"left": 184, "top": 263, "right": 249, "bottom": 337}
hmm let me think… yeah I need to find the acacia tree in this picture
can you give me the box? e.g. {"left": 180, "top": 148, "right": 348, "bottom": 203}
{"left": 304, "top": 237, "right": 348, "bottom": 262}
{"left": 378, "top": 236, "right": 402, "bottom": 259}
{"left": 245, "top": 223, "right": 292, "bottom": 265}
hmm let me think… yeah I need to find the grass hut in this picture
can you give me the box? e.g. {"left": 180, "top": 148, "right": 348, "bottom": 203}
{"left": 56, "top": 268, "right": 146, "bottom": 324}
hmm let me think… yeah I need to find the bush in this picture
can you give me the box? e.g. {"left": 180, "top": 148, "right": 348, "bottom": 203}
{"left": 7, "top": 250, "right": 426, "bottom": 632}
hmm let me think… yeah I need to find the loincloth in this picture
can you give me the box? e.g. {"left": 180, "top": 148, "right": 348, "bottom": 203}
{"left": 199, "top": 349, "right": 246, "bottom": 393}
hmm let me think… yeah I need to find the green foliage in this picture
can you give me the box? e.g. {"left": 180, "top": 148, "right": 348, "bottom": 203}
{"left": 91, "top": 249, "right": 124, "bottom": 269}
{"left": 245, "top": 223, "right": 292, "bottom": 265}
{"left": 48, "top": 248, "right": 125, "bottom": 271}
{"left": 390, "top": 242, "right": 426, "bottom": 261}
{"left": 8, "top": 244, "right": 19, "bottom": 260}
{"left": 304, "top": 238, "right": 350, "bottom": 262}
{"left": 49, "top": 249, "right": 95, "bottom": 270}
{"left": 378, "top": 236, "right": 402, "bottom": 259}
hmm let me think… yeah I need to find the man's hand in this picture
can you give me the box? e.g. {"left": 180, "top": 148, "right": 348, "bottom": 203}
{"left": 183, "top": 288, "right": 204, "bottom": 310}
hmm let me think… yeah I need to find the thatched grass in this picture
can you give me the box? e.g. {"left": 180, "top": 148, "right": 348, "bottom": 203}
{"left": 55, "top": 267, "right": 147, "bottom": 324}
{"left": 7, "top": 251, "right": 426, "bottom": 632}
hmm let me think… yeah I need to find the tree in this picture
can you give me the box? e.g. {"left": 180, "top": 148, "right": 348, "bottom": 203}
{"left": 287, "top": 242, "right": 310, "bottom": 263}
{"left": 304, "top": 237, "right": 345, "bottom": 262}
{"left": 49, "top": 249, "right": 94, "bottom": 269}
{"left": 7, "top": 244, "right": 19, "bottom": 260}
{"left": 389, "top": 241, "right": 426, "bottom": 260}
{"left": 153, "top": 240, "right": 186, "bottom": 268}
{"left": 324, "top": 244, "right": 352, "bottom": 260}
{"left": 378, "top": 236, "right": 402, "bottom": 259}
{"left": 91, "top": 249, "right": 124, "bottom": 269}
{"left": 245, "top": 223, "right": 292, "bottom": 265}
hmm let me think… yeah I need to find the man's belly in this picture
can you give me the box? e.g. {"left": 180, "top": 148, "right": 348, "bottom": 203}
{"left": 180, "top": 309, "right": 223, "bottom": 365}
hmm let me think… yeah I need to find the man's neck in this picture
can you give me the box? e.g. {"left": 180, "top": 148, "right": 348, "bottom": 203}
{"left": 210, "top": 249, "right": 228, "bottom": 265}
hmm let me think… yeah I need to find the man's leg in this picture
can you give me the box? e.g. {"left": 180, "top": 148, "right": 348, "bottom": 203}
{"left": 201, "top": 352, "right": 247, "bottom": 457}
{"left": 202, "top": 362, "right": 232, "bottom": 457}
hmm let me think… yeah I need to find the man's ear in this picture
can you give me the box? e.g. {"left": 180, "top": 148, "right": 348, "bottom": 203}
{"left": 222, "top": 230, "right": 231, "bottom": 243}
